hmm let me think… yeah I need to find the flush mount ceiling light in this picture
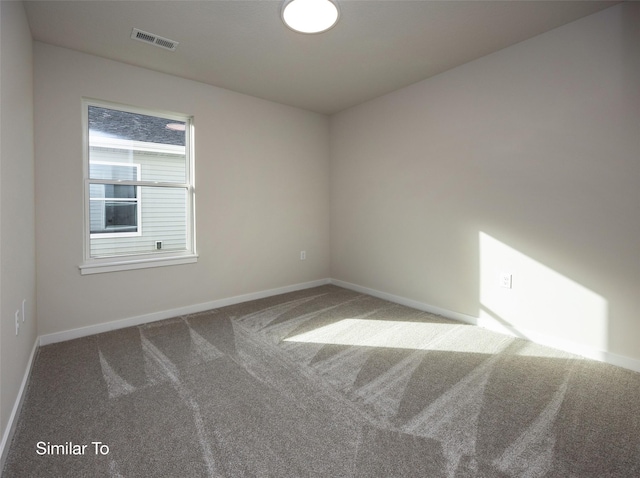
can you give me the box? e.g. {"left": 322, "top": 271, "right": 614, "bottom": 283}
{"left": 281, "top": 0, "right": 340, "bottom": 34}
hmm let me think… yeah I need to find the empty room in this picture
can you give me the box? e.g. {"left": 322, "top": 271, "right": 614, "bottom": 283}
{"left": 1, "top": 0, "right": 639, "bottom": 476}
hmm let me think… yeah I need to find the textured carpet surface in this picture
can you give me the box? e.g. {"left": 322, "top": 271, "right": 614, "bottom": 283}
{"left": 4, "top": 285, "right": 640, "bottom": 477}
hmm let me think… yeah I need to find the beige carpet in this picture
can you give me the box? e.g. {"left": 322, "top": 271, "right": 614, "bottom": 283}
{"left": 4, "top": 285, "right": 640, "bottom": 477}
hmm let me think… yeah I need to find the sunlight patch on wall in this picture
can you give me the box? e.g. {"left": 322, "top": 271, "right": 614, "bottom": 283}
{"left": 479, "top": 232, "right": 608, "bottom": 352}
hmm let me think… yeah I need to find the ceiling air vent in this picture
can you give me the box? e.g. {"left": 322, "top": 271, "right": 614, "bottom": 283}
{"left": 130, "top": 28, "right": 179, "bottom": 52}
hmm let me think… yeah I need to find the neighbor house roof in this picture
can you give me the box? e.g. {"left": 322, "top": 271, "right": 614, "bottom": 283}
{"left": 88, "top": 106, "right": 186, "bottom": 147}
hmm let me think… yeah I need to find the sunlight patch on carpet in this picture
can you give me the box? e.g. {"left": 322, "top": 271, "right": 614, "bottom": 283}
{"left": 285, "top": 318, "right": 570, "bottom": 358}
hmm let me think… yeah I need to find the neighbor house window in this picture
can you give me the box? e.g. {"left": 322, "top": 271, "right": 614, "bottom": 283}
{"left": 89, "top": 162, "right": 141, "bottom": 236}
{"left": 80, "top": 100, "right": 197, "bottom": 274}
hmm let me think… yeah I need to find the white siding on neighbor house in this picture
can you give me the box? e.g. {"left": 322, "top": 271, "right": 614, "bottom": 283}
{"left": 89, "top": 146, "right": 188, "bottom": 257}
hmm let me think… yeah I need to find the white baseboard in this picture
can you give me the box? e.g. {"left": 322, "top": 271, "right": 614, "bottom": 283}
{"left": 35, "top": 275, "right": 640, "bottom": 371}
{"left": 330, "top": 279, "right": 479, "bottom": 325}
{"left": 39, "top": 278, "right": 330, "bottom": 346}
{"left": 476, "top": 315, "right": 640, "bottom": 372}
{"left": 329, "top": 279, "right": 640, "bottom": 374}
{"left": 0, "top": 338, "right": 39, "bottom": 470}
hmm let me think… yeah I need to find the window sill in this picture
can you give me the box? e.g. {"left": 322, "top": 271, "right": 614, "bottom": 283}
{"left": 79, "top": 253, "right": 198, "bottom": 275}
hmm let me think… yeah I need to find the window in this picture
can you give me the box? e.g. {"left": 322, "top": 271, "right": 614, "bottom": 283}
{"left": 90, "top": 162, "right": 141, "bottom": 236}
{"left": 80, "top": 100, "right": 197, "bottom": 274}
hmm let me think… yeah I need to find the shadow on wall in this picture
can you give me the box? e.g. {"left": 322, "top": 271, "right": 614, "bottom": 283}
{"left": 478, "top": 231, "right": 608, "bottom": 359}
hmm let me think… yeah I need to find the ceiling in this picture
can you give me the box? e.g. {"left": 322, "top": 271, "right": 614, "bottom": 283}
{"left": 24, "top": 0, "right": 619, "bottom": 115}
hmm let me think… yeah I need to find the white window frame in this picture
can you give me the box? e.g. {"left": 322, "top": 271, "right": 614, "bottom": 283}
{"left": 89, "top": 161, "right": 142, "bottom": 239}
{"left": 80, "top": 99, "right": 197, "bottom": 275}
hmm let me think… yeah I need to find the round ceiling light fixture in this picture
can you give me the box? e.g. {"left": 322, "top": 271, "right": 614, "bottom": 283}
{"left": 281, "top": 0, "right": 340, "bottom": 34}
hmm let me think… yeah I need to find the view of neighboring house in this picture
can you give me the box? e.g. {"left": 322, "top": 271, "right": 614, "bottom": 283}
{"left": 87, "top": 105, "right": 190, "bottom": 257}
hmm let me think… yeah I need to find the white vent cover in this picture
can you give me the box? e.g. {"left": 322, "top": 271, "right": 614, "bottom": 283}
{"left": 130, "top": 28, "right": 178, "bottom": 51}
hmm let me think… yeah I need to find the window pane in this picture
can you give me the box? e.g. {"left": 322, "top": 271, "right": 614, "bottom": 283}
{"left": 101, "top": 202, "right": 137, "bottom": 233}
{"left": 88, "top": 106, "right": 186, "bottom": 183}
{"left": 89, "top": 106, "right": 185, "bottom": 146}
{"left": 89, "top": 183, "right": 105, "bottom": 199}
{"left": 90, "top": 162, "right": 138, "bottom": 181}
{"left": 105, "top": 202, "right": 137, "bottom": 230}
{"left": 104, "top": 184, "right": 136, "bottom": 199}
{"left": 90, "top": 186, "right": 187, "bottom": 258}
{"left": 90, "top": 199, "right": 138, "bottom": 234}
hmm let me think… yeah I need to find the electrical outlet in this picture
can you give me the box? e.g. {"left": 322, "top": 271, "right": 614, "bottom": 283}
{"left": 300, "top": 251, "right": 306, "bottom": 260}
{"left": 500, "top": 273, "right": 513, "bottom": 289}
{"left": 15, "top": 310, "right": 20, "bottom": 336}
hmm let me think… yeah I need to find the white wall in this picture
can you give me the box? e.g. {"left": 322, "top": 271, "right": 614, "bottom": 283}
{"left": 330, "top": 4, "right": 640, "bottom": 362}
{"left": 34, "top": 43, "right": 330, "bottom": 336}
{"left": 0, "top": 0, "right": 37, "bottom": 448}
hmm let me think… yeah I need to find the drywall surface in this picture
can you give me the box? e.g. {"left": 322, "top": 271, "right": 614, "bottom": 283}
{"left": 1, "top": 0, "right": 37, "bottom": 444}
{"left": 34, "top": 43, "right": 330, "bottom": 336}
{"left": 330, "top": 4, "right": 640, "bottom": 361}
